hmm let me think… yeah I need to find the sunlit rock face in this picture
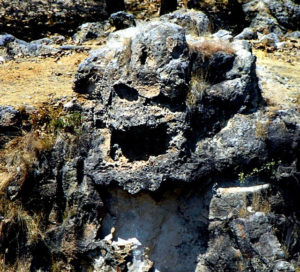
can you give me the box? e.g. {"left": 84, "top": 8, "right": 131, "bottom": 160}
{"left": 74, "top": 21, "right": 265, "bottom": 194}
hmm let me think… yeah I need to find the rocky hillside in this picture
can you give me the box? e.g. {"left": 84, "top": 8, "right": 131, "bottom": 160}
{"left": 0, "top": 1, "right": 299, "bottom": 271}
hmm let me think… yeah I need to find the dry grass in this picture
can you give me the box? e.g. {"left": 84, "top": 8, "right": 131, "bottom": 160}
{"left": 0, "top": 52, "right": 88, "bottom": 107}
{"left": 186, "top": 39, "right": 235, "bottom": 108}
{"left": 0, "top": 132, "right": 53, "bottom": 193}
{"left": 255, "top": 120, "right": 268, "bottom": 139}
{"left": 199, "top": 0, "right": 229, "bottom": 5}
{"left": 188, "top": 38, "right": 235, "bottom": 58}
{"left": 0, "top": 195, "right": 43, "bottom": 272}
{"left": 252, "top": 191, "right": 271, "bottom": 213}
{"left": 0, "top": 101, "right": 63, "bottom": 193}
{"left": 0, "top": 258, "right": 31, "bottom": 272}
{"left": 0, "top": 117, "right": 59, "bottom": 271}
{"left": 186, "top": 71, "right": 210, "bottom": 109}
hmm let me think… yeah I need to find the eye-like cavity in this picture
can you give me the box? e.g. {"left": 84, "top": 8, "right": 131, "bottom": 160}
{"left": 113, "top": 83, "right": 139, "bottom": 101}
{"left": 140, "top": 47, "right": 148, "bottom": 65}
{"left": 110, "top": 124, "right": 169, "bottom": 161}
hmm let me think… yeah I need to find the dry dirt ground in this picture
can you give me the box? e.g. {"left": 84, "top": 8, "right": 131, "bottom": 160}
{"left": 254, "top": 46, "right": 300, "bottom": 111}
{"left": 0, "top": 52, "right": 88, "bottom": 107}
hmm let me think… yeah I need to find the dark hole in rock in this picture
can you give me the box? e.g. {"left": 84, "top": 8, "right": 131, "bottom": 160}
{"left": 171, "top": 45, "right": 184, "bottom": 59}
{"left": 140, "top": 48, "right": 148, "bottom": 65}
{"left": 95, "top": 119, "right": 106, "bottom": 128}
{"left": 0, "top": 218, "right": 28, "bottom": 265}
{"left": 110, "top": 125, "right": 169, "bottom": 161}
{"left": 30, "top": 240, "right": 52, "bottom": 271}
{"left": 77, "top": 159, "right": 84, "bottom": 184}
{"left": 86, "top": 32, "right": 98, "bottom": 40}
{"left": 113, "top": 84, "right": 139, "bottom": 101}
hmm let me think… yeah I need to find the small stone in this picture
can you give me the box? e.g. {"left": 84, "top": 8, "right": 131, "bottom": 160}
{"left": 234, "top": 27, "right": 257, "bottom": 40}
{"left": 212, "top": 29, "right": 233, "bottom": 41}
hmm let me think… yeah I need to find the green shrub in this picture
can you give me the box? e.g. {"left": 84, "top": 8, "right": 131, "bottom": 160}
{"left": 238, "top": 160, "right": 282, "bottom": 183}
{"left": 51, "top": 112, "right": 83, "bottom": 133}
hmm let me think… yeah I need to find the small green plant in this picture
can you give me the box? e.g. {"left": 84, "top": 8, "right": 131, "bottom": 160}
{"left": 51, "top": 112, "right": 83, "bottom": 133}
{"left": 51, "top": 118, "right": 65, "bottom": 130}
{"left": 238, "top": 160, "right": 282, "bottom": 183}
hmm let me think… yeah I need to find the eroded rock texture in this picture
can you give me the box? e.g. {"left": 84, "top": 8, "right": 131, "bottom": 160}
{"left": 73, "top": 22, "right": 265, "bottom": 194}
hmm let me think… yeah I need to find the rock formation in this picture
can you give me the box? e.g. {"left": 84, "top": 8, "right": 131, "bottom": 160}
{"left": 0, "top": 0, "right": 124, "bottom": 40}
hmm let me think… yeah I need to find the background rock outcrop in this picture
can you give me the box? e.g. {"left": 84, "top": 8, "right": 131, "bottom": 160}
{"left": 0, "top": 0, "right": 124, "bottom": 40}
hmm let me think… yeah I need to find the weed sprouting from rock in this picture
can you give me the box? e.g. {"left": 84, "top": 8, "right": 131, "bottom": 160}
{"left": 51, "top": 111, "right": 83, "bottom": 133}
{"left": 238, "top": 160, "right": 282, "bottom": 183}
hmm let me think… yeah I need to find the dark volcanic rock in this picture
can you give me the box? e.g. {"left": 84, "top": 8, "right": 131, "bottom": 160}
{"left": 109, "top": 11, "right": 136, "bottom": 30}
{"left": 268, "top": 0, "right": 300, "bottom": 31}
{"left": 250, "top": 12, "right": 284, "bottom": 37}
{"left": 285, "top": 30, "right": 300, "bottom": 39}
{"left": 0, "top": 0, "right": 124, "bottom": 40}
{"left": 243, "top": 0, "right": 300, "bottom": 36}
{"left": 73, "top": 22, "right": 268, "bottom": 194}
{"left": 73, "top": 22, "right": 106, "bottom": 44}
{"left": 0, "top": 34, "right": 59, "bottom": 58}
{"left": 0, "top": 106, "right": 21, "bottom": 128}
{"left": 234, "top": 27, "right": 258, "bottom": 40}
{"left": 186, "top": 0, "right": 247, "bottom": 34}
{"left": 75, "top": 22, "right": 190, "bottom": 101}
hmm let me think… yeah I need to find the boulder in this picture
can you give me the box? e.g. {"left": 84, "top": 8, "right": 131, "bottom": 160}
{"left": 73, "top": 22, "right": 106, "bottom": 44}
{"left": 31, "top": 35, "right": 66, "bottom": 46}
{"left": 268, "top": 0, "right": 300, "bottom": 31}
{"left": 185, "top": 0, "right": 247, "bottom": 34}
{"left": 234, "top": 27, "right": 257, "bottom": 40}
{"left": 109, "top": 11, "right": 136, "bottom": 30}
{"left": 0, "top": 106, "right": 21, "bottom": 128}
{"left": 74, "top": 22, "right": 190, "bottom": 101}
{"left": 0, "top": 34, "right": 59, "bottom": 58}
{"left": 198, "top": 183, "right": 297, "bottom": 272}
{"left": 243, "top": 0, "right": 300, "bottom": 36}
{"left": 285, "top": 31, "right": 300, "bottom": 39}
{"left": 250, "top": 12, "right": 284, "bottom": 37}
{"left": 258, "top": 33, "right": 281, "bottom": 48}
{"left": 73, "top": 21, "right": 267, "bottom": 193}
{"left": 211, "top": 29, "right": 233, "bottom": 41}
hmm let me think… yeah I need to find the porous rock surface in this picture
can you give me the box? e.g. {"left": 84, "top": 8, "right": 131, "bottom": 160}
{"left": 73, "top": 21, "right": 272, "bottom": 194}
